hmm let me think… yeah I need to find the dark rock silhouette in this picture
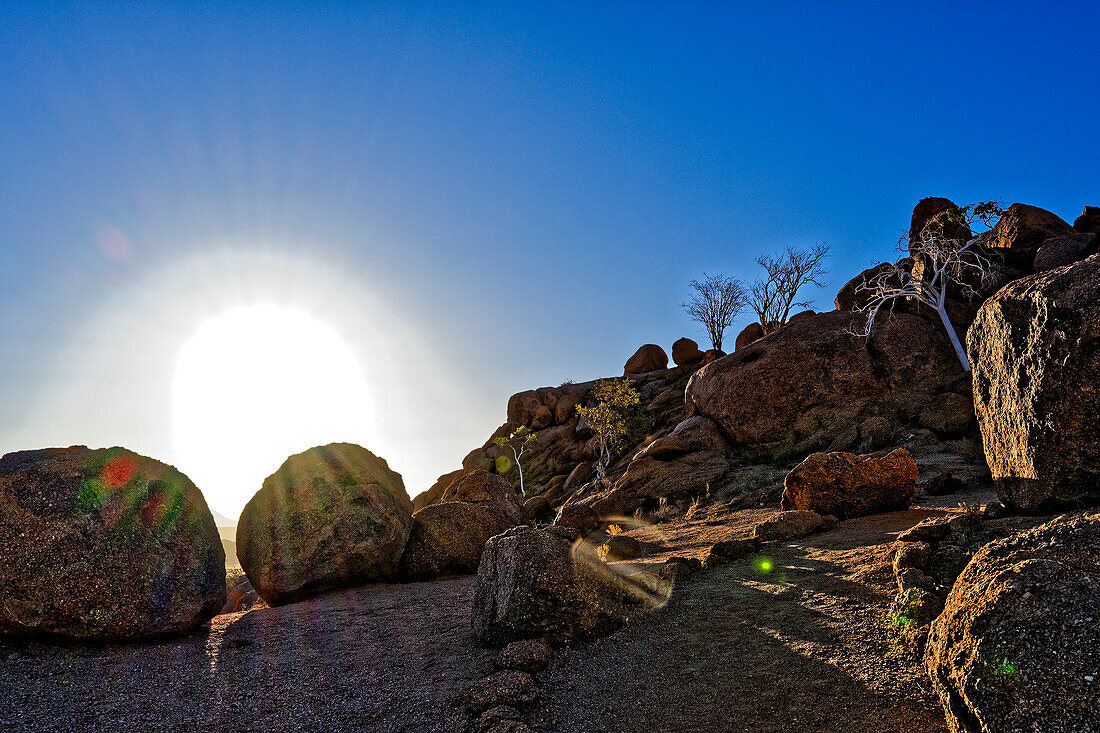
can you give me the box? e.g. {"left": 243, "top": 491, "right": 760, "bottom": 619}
{"left": 623, "top": 344, "right": 669, "bottom": 375}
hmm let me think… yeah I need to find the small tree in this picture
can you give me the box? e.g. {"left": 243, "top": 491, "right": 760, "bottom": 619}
{"left": 682, "top": 273, "right": 748, "bottom": 351}
{"left": 493, "top": 426, "right": 537, "bottom": 496}
{"left": 852, "top": 202, "right": 1003, "bottom": 371}
{"left": 576, "top": 378, "right": 647, "bottom": 480}
{"left": 750, "top": 244, "right": 829, "bottom": 334}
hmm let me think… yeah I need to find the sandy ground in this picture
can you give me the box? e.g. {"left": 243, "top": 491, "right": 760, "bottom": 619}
{"left": 0, "top": 494, "right": 993, "bottom": 732}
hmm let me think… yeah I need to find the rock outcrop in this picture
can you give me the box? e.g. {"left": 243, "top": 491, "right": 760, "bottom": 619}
{"left": 440, "top": 470, "right": 526, "bottom": 527}
{"left": 585, "top": 416, "right": 732, "bottom": 516}
{"left": 781, "top": 449, "right": 917, "bottom": 518}
{"left": 472, "top": 526, "right": 629, "bottom": 645}
{"left": 0, "top": 446, "right": 225, "bottom": 639}
{"left": 968, "top": 253, "right": 1100, "bottom": 511}
{"left": 925, "top": 513, "right": 1100, "bottom": 733}
{"left": 237, "top": 443, "right": 413, "bottom": 605}
{"left": 751, "top": 510, "right": 834, "bottom": 541}
{"left": 981, "top": 202, "right": 1075, "bottom": 270}
{"left": 834, "top": 262, "right": 895, "bottom": 311}
{"left": 623, "top": 344, "right": 669, "bottom": 375}
{"left": 686, "top": 311, "right": 964, "bottom": 460}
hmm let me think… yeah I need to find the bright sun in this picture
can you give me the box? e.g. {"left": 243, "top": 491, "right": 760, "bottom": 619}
{"left": 172, "top": 305, "right": 374, "bottom": 520}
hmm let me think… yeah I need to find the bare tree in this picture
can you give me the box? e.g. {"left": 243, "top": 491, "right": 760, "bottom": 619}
{"left": 851, "top": 203, "right": 1004, "bottom": 371}
{"left": 682, "top": 273, "right": 748, "bottom": 351}
{"left": 749, "top": 244, "right": 829, "bottom": 334}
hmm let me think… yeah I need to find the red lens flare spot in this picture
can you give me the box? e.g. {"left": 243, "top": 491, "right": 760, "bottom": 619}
{"left": 102, "top": 455, "right": 138, "bottom": 488}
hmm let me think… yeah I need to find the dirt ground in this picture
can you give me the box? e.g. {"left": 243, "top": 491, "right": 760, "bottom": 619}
{"left": 0, "top": 495, "right": 992, "bottom": 732}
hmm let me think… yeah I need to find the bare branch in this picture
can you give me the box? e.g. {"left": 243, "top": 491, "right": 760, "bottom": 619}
{"left": 750, "top": 243, "right": 829, "bottom": 333}
{"left": 682, "top": 273, "right": 748, "bottom": 351}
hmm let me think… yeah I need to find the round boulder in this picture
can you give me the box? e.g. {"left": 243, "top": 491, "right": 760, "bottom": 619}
{"left": 734, "top": 322, "right": 765, "bottom": 350}
{"left": 671, "top": 337, "right": 705, "bottom": 366}
{"left": 237, "top": 443, "right": 412, "bottom": 605}
{"left": 925, "top": 513, "right": 1100, "bottom": 732}
{"left": 472, "top": 525, "right": 628, "bottom": 645}
{"left": 781, "top": 448, "right": 917, "bottom": 518}
{"left": 0, "top": 446, "right": 226, "bottom": 640}
{"left": 623, "top": 344, "right": 668, "bottom": 375}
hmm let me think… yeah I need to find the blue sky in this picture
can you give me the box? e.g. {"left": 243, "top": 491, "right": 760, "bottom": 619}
{"left": 1, "top": 2, "right": 1097, "bottom": 511}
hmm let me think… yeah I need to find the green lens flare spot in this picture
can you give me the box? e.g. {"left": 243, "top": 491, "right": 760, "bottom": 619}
{"left": 995, "top": 659, "right": 1018, "bottom": 677}
{"left": 753, "top": 555, "right": 774, "bottom": 575}
{"left": 494, "top": 456, "right": 513, "bottom": 474}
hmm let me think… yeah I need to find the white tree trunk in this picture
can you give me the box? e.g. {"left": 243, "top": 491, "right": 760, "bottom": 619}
{"left": 935, "top": 302, "right": 970, "bottom": 371}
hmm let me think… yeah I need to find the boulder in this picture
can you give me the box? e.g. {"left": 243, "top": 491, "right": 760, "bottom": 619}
{"left": 968, "top": 253, "right": 1100, "bottom": 511}
{"left": 909, "top": 197, "right": 972, "bottom": 257}
{"left": 703, "top": 348, "right": 725, "bottom": 364}
{"left": 734, "top": 322, "right": 764, "bottom": 350}
{"left": 834, "top": 262, "right": 896, "bottom": 311}
{"left": 398, "top": 502, "right": 517, "bottom": 581}
{"left": 1073, "top": 205, "right": 1100, "bottom": 235}
{"left": 472, "top": 526, "right": 628, "bottom": 645}
{"left": 686, "top": 311, "right": 962, "bottom": 461}
{"left": 441, "top": 470, "right": 526, "bottom": 527}
{"left": 236, "top": 443, "right": 412, "bottom": 605}
{"left": 982, "top": 203, "right": 1075, "bottom": 270}
{"left": 781, "top": 449, "right": 917, "bottom": 518}
{"left": 521, "top": 494, "right": 552, "bottom": 521}
{"left": 671, "top": 337, "right": 705, "bottom": 366}
{"left": 925, "top": 513, "right": 1100, "bottom": 733}
{"left": 0, "top": 446, "right": 225, "bottom": 640}
{"left": 1033, "top": 232, "right": 1096, "bottom": 272}
{"left": 623, "top": 344, "right": 668, "bottom": 375}
{"left": 752, "top": 510, "right": 833, "bottom": 541}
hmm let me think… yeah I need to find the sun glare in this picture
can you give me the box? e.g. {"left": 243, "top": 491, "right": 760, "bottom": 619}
{"left": 171, "top": 305, "right": 374, "bottom": 520}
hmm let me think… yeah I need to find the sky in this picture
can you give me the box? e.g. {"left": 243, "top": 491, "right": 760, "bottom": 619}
{"left": 2, "top": 2, "right": 1098, "bottom": 517}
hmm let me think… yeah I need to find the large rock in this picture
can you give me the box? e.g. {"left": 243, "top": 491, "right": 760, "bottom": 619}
{"left": 671, "top": 337, "right": 705, "bottom": 366}
{"left": 968, "top": 254, "right": 1100, "bottom": 511}
{"left": 982, "top": 203, "right": 1075, "bottom": 270}
{"left": 686, "top": 310, "right": 963, "bottom": 460}
{"left": 925, "top": 513, "right": 1100, "bottom": 733}
{"left": 398, "top": 502, "right": 516, "bottom": 581}
{"left": 909, "top": 197, "right": 972, "bottom": 256}
{"left": 623, "top": 344, "right": 668, "bottom": 375}
{"left": 781, "top": 449, "right": 917, "bottom": 518}
{"left": 441, "top": 470, "right": 526, "bottom": 527}
{"left": 0, "top": 446, "right": 225, "bottom": 640}
{"left": 472, "top": 525, "right": 628, "bottom": 645}
{"left": 734, "top": 322, "right": 764, "bottom": 350}
{"left": 236, "top": 443, "right": 412, "bottom": 605}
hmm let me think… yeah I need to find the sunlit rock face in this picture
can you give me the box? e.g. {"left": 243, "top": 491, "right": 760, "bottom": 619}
{"left": 968, "top": 253, "right": 1100, "bottom": 511}
{"left": 0, "top": 446, "right": 226, "bottom": 640}
{"left": 925, "top": 513, "right": 1100, "bottom": 733}
{"left": 236, "top": 443, "right": 413, "bottom": 605}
